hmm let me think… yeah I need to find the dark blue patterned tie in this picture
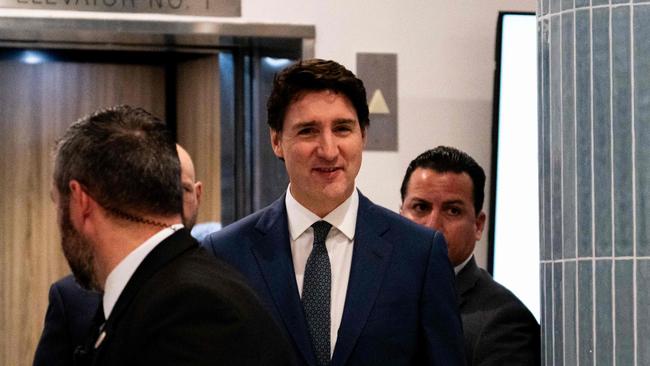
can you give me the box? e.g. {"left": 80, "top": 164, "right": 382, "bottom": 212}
{"left": 302, "top": 220, "right": 332, "bottom": 366}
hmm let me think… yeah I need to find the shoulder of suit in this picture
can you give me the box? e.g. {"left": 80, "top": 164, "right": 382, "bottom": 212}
{"left": 49, "top": 274, "right": 101, "bottom": 314}
{"left": 202, "top": 204, "right": 273, "bottom": 243}
{"left": 466, "top": 267, "right": 533, "bottom": 314}
{"left": 199, "top": 198, "right": 286, "bottom": 259}
{"left": 137, "top": 247, "right": 260, "bottom": 309}
{"left": 52, "top": 274, "right": 90, "bottom": 297}
{"left": 471, "top": 277, "right": 539, "bottom": 333}
{"left": 53, "top": 274, "right": 77, "bottom": 289}
{"left": 359, "top": 195, "right": 435, "bottom": 235}
{"left": 358, "top": 196, "right": 442, "bottom": 255}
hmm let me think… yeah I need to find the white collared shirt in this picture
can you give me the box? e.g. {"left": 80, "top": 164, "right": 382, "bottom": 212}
{"left": 102, "top": 223, "right": 184, "bottom": 319}
{"left": 454, "top": 253, "right": 474, "bottom": 275}
{"left": 285, "top": 186, "right": 358, "bottom": 356}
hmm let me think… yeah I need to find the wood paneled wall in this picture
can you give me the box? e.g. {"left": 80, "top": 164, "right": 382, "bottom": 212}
{"left": 176, "top": 55, "right": 221, "bottom": 223}
{"left": 0, "top": 59, "right": 166, "bottom": 366}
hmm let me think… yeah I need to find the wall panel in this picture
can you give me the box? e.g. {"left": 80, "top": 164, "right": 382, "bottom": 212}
{"left": 0, "top": 56, "right": 165, "bottom": 366}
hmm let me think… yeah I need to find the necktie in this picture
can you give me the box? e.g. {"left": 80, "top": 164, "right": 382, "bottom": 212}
{"left": 302, "top": 220, "right": 332, "bottom": 366}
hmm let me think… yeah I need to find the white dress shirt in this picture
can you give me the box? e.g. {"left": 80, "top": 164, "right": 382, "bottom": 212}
{"left": 285, "top": 186, "right": 358, "bottom": 356}
{"left": 102, "top": 223, "right": 184, "bottom": 319}
{"left": 454, "top": 253, "right": 474, "bottom": 275}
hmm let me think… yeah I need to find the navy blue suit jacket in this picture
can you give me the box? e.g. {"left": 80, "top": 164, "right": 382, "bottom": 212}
{"left": 202, "top": 192, "right": 466, "bottom": 366}
{"left": 33, "top": 275, "right": 101, "bottom": 366}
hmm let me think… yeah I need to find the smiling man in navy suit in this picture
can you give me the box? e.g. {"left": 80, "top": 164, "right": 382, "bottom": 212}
{"left": 202, "top": 59, "right": 465, "bottom": 366}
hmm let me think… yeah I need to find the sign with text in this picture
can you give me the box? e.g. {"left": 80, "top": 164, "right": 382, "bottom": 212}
{"left": 0, "top": 0, "right": 240, "bottom": 16}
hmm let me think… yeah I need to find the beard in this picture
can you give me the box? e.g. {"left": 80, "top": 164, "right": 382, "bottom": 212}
{"left": 59, "top": 202, "right": 100, "bottom": 291}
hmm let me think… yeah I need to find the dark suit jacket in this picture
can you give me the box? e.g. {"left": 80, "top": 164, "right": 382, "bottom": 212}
{"left": 202, "top": 192, "right": 466, "bottom": 366}
{"left": 35, "top": 228, "right": 296, "bottom": 366}
{"left": 33, "top": 275, "right": 101, "bottom": 366}
{"left": 457, "top": 257, "right": 540, "bottom": 365}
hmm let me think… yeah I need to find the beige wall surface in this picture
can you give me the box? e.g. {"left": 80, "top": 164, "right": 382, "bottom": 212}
{"left": 175, "top": 55, "right": 222, "bottom": 224}
{"left": 239, "top": 0, "right": 536, "bottom": 268}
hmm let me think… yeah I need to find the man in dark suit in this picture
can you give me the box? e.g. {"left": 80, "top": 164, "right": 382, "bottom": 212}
{"left": 33, "top": 144, "right": 208, "bottom": 366}
{"left": 400, "top": 146, "right": 540, "bottom": 365}
{"left": 45, "top": 105, "right": 295, "bottom": 366}
{"left": 202, "top": 59, "right": 465, "bottom": 366}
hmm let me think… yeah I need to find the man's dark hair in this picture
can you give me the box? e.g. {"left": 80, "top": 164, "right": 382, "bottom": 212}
{"left": 54, "top": 105, "right": 182, "bottom": 218}
{"left": 266, "top": 58, "right": 370, "bottom": 132}
{"left": 400, "top": 146, "right": 486, "bottom": 214}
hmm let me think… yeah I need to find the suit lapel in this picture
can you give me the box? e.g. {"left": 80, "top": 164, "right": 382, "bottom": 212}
{"left": 96, "top": 229, "right": 196, "bottom": 358}
{"left": 456, "top": 256, "right": 481, "bottom": 308}
{"left": 250, "top": 197, "right": 317, "bottom": 366}
{"left": 331, "top": 193, "right": 393, "bottom": 366}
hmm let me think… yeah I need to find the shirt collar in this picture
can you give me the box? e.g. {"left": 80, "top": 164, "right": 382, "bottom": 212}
{"left": 454, "top": 253, "right": 474, "bottom": 275}
{"left": 285, "top": 184, "right": 358, "bottom": 241}
{"left": 103, "top": 223, "right": 184, "bottom": 319}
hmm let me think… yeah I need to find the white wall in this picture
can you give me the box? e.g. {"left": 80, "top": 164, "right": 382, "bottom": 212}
{"left": 240, "top": 0, "right": 535, "bottom": 268}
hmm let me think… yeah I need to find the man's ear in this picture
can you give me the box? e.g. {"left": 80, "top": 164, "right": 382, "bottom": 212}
{"left": 475, "top": 211, "right": 487, "bottom": 241}
{"left": 270, "top": 128, "right": 284, "bottom": 159}
{"left": 194, "top": 181, "right": 203, "bottom": 204}
{"left": 68, "top": 180, "right": 93, "bottom": 225}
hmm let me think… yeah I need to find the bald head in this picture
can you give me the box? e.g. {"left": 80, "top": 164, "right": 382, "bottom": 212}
{"left": 177, "top": 145, "right": 203, "bottom": 229}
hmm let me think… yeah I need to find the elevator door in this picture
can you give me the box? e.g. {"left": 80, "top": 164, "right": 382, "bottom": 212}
{"left": 0, "top": 49, "right": 219, "bottom": 366}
